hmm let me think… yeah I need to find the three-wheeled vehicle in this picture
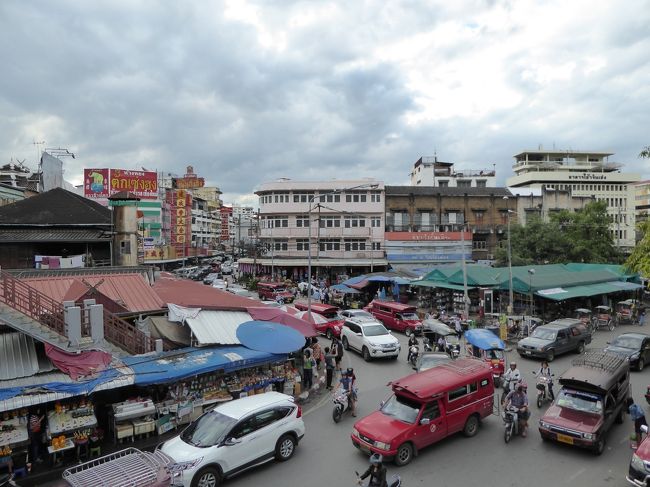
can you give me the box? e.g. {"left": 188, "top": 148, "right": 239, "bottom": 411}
{"left": 595, "top": 305, "right": 614, "bottom": 331}
{"left": 575, "top": 308, "right": 595, "bottom": 332}
{"left": 423, "top": 319, "right": 461, "bottom": 358}
{"left": 615, "top": 299, "right": 639, "bottom": 326}
{"left": 465, "top": 328, "right": 506, "bottom": 387}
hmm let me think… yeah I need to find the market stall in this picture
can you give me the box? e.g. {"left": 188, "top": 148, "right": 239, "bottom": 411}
{"left": 109, "top": 398, "right": 156, "bottom": 444}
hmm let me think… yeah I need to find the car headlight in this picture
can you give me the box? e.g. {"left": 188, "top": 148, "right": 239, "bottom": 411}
{"left": 539, "top": 421, "right": 550, "bottom": 430}
{"left": 374, "top": 441, "right": 391, "bottom": 451}
{"left": 631, "top": 453, "right": 646, "bottom": 472}
{"left": 631, "top": 352, "right": 641, "bottom": 360}
{"left": 351, "top": 428, "right": 359, "bottom": 437}
{"left": 582, "top": 433, "right": 593, "bottom": 440}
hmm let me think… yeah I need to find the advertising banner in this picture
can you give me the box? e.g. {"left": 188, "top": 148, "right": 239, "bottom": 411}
{"left": 173, "top": 176, "right": 205, "bottom": 190}
{"left": 110, "top": 169, "right": 158, "bottom": 199}
{"left": 83, "top": 168, "right": 110, "bottom": 198}
{"left": 168, "top": 189, "right": 192, "bottom": 256}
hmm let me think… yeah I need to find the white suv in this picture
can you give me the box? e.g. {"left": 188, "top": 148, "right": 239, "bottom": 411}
{"left": 161, "top": 392, "right": 305, "bottom": 487}
{"left": 340, "top": 318, "right": 401, "bottom": 361}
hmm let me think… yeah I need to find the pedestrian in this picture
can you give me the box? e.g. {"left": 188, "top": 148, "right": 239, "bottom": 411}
{"left": 454, "top": 315, "right": 463, "bottom": 338}
{"left": 311, "top": 337, "right": 323, "bottom": 371}
{"left": 323, "top": 289, "right": 330, "bottom": 304}
{"left": 437, "top": 335, "right": 446, "bottom": 353}
{"left": 303, "top": 349, "right": 315, "bottom": 390}
{"left": 324, "top": 346, "right": 336, "bottom": 389}
{"left": 627, "top": 398, "right": 648, "bottom": 442}
{"left": 333, "top": 336, "right": 344, "bottom": 373}
{"left": 28, "top": 407, "right": 45, "bottom": 464}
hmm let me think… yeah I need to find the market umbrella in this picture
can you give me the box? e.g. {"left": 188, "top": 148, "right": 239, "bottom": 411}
{"left": 293, "top": 310, "right": 329, "bottom": 325}
{"left": 236, "top": 320, "right": 306, "bottom": 354}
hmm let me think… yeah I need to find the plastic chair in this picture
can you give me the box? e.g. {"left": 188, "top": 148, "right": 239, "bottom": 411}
{"left": 89, "top": 445, "right": 101, "bottom": 459}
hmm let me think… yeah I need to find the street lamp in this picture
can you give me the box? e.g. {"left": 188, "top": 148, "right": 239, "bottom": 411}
{"left": 503, "top": 196, "right": 514, "bottom": 314}
{"left": 307, "top": 183, "right": 379, "bottom": 316}
{"left": 528, "top": 268, "right": 536, "bottom": 316}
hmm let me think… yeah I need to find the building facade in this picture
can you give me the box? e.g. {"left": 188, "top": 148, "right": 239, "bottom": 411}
{"left": 238, "top": 179, "right": 387, "bottom": 279}
{"left": 506, "top": 150, "right": 640, "bottom": 250}
{"left": 385, "top": 186, "right": 513, "bottom": 264}
{"left": 632, "top": 180, "right": 650, "bottom": 226}
{"left": 410, "top": 156, "right": 496, "bottom": 188}
{"left": 230, "top": 205, "right": 256, "bottom": 251}
{"left": 509, "top": 187, "right": 596, "bottom": 226}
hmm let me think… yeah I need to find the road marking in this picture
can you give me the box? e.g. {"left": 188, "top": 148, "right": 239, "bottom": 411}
{"left": 567, "top": 468, "right": 586, "bottom": 482}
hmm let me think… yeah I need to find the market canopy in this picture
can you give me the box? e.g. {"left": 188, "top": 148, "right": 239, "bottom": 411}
{"left": 536, "top": 281, "right": 644, "bottom": 301}
{"left": 411, "top": 280, "right": 475, "bottom": 291}
{"left": 330, "top": 284, "right": 360, "bottom": 294}
{"left": 122, "top": 346, "right": 285, "bottom": 386}
{"left": 237, "top": 321, "right": 306, "bottom": 354}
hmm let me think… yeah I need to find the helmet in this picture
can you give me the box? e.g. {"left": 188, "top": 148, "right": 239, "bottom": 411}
{"left": 346, "top": 367, "right": 354, "bottom": 377}
{"left": 517, "top": 381, "right": 528, "bottom": 392}
{"left": 369, "top": 453, "right": 383, "bottom": 465}
{"left": 510, "top": 361, "right": 517, "bottom": 367}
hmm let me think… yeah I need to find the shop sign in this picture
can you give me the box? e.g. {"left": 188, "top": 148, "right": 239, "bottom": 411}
{"left": 168, "top": 189, "right": 192, "bottom": 255}
{"left": 83, "top": 168, "right": 110, "bottom": 198}
{"left": 83, "top": 168, "right": 158, "bottom": 199}
{"left": 385, "top": 231, "right": 471, "bottom": 241}
{"left": 173, "top": 176, "right": 205, "bottom": 189}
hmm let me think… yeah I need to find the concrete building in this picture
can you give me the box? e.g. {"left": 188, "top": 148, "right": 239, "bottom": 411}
{"left": 410, "top": 156, "right": 496, "bottom": 187}
{"left": 238, "top": 179, "right": 387, "bottom": 279}
{"left": 191, "top": 196, "right": 220, "bottom": 251}
{"left": 230, "top": 205, "right": 256, "bottom": 251}
{"left": 632, "top": 180, "right": 650, "bottom": 226}
{"left": 508, "top": 187, "right": 596, "bottom": 225}
{"left": 385, "top": 186, "right": 513, "bottom": 264}
{"left": 506, "top": 149, "right": 640, "bottom": 250}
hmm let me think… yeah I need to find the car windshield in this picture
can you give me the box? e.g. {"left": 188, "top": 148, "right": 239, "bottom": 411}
{"left": 532, "top": 328, "right": 557, "bottom": 341}
{"left": 445, "top": 334, "right": 460, "bottom": 344}
{"left": 351, "top": 311, "right": 373, "bottom": 319}
{"left": 610, "top": 336, "right": 643, "bottom": 350}
{"left": 419, "top": 354, "right": 450, "bottom": 371}
{"left": 486, "top": 349, "right": 504, "bottom": 359}
{"left": 380, "top": 395, "right": 421, "bottom": 424}
{"left": 363, "top": 324, "right": 389, "bottom": 336}
{"left": 273, "top": 288, "right": 286, "bottom": 292}
{"left": 556, "top": 389, "right": 603, "bottom": 415}
{"left": 180, "top": 410, "right": 237, "bottom": 448}
{"left": 399, "top": 312, "right": 419, "bottom": 321}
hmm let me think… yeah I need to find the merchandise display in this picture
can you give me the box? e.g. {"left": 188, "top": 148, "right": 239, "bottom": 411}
{"left": 111, "top": 398, "right": 156, "bottom": 444}
{"left": 0, "top": 417, "right": 29, "bottom": 448}
{"left": 47, "top": 401, "right": 97, "bottom": 439}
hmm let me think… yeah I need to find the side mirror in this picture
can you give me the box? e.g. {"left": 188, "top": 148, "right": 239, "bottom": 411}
{"left": 356, "top": 333, "right": 363, "bottom": 337}
{"left": 388, "top": 330, "right": 393, "bottom": 334}
{"left": 224, "top": 437, "right": 242, "bottom": 446}
{"left": 380, "top": 400, "right": 385, "bottom": 408}
{"left": 420, "top": 418, "right": 430, "bottom": 425}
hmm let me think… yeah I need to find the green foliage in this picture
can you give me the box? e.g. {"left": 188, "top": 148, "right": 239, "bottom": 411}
{"left": 625, "top": 220, "right": 650, "bottom": 277}
{"left": 497, "top": 200, "right": 620, "bottom": 266}
{"left": 640, "top": 146, "right": 650, "bottom": 159}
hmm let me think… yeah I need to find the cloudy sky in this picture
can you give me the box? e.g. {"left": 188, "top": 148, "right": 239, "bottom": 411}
{"left": 1, "top": 0, "right": 649, "bottom": 205}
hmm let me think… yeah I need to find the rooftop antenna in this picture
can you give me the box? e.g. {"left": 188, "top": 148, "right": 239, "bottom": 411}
{"left": 32, "top": 140, "right": 45, "bottom": 164}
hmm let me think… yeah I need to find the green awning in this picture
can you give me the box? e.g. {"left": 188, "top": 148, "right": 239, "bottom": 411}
{"left": 412, "top": 280, "right": 476, "bottom": 291}
{"left": 536, "top": 281, "right": 643, "bottom": 301}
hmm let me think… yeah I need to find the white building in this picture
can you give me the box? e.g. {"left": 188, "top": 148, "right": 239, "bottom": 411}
{"left": 238, "top": 178, "right": 387, "bottom": 279}
{"left": 230, "top": 205, "right": 257, "bottom": 248}
{"left": 410, "top": 156, "right": 497, "bottom": 188}
{"left": 506, "top": 149, "right": 640, "bottom": 250}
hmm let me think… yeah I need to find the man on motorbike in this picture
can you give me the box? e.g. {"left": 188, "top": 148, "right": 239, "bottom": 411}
{"left": 340, "top": 368, "right": 357, "bottom": 417}
{"left": 407, "top": 334, "right": 419, "bottom": 363}
{"left": 358, "top": 453, "right": 388, "bottom": 487}
{"left": 501, "top": 362, "right": 521, "bottom": 403}
{"left": 505, "top": 383, "right": 530, "bottom": 437}
{"left": 538, "top": 360, "right": 554, "bottom": 400}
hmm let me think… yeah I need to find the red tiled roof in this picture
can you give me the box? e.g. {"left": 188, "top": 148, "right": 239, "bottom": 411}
{"left": 153, "top": 274, "right": 260, "bottom": 310}
{"left": 21, "top": 273, "right": 164, "bottom": 313}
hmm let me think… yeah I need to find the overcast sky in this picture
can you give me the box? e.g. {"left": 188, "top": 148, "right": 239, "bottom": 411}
{"left": 1, "top": 0, "right": 649, "bottom": 205}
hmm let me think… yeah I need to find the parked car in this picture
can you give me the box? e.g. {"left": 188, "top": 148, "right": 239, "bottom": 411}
{"left": 539, "top": 351, "right": 629, "bottom": 455}
{"left": 293, "top": 303, "right": 344, "bottom": 339}
{"left": 221, "top": 263, "right": 233, "bottom": 275}
{"left": 628, "top": 425, "right": 650, "bottom": 485}
{"left": 340, "top": 318, "right": 400, "bottom": 361}
{"left": 227, "top": 286, "right": 250, "bottom": 297}
{"left": 517, "top": 319, "right": 591, "bottom": 362}
{"left": 212, "top": 279, "right": 227, "bottom": 291}
{"left": 161, "top": 392, "right": 305, "bottom": 487}
{"left": 257, "top": 282, "right": 294, "bottom": 303}
{"left": 365, "top": 301, "right": 423, "bottom": 336}
{"left": 351, "top": 359, "right": 494, "bottom": 465}
{"left": 339, "top": 309, "right": 375, "bottom": 321}
{"left": 413, "top": 351, "right": 452, "bottom": 372}
{"left": 203, "top": 272, "right": 222, "bottom": 285}
{"left": 604, "top": 332, "right": 650, "bottom": 371}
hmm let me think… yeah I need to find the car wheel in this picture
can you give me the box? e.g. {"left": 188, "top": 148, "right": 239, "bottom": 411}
{"left": 576, "top": 342, "right": 585, "bottom": 354}
{"left": 546, "top": 350, "right": 555, "bottom": 362}
{"left": 394, "top": 443, "right": 414, "bottom": 466}
{"left": 342, "top": 336, "right": 350, "bottom": 351}
{"left": 362, "top": 347, "right": 371, "bottom": 362}
{"left": 615, "top": 408, "right": 624, "bottom": 424}
{"left": 594, "top": 438, "right": 605, "bottom": 456}
{"left": 191, "top": 467, "right": 221, "bottom": 487}
{"left": 463, "top": 415, "right": 480, "bottom": 437}
{"left": 326, "top": 329, "right": 333, "bottom": 340}
{"left": 638, "top": 358, "right": 645, "bottom": 372}
{"left": 405, "top": 328, "right": 412, "bottom": 337}
{"left": 275, "top": 434, "right": 296, "bottom": 461}
{"left": 608, "top": 321, "right": 615, "bottom": 331}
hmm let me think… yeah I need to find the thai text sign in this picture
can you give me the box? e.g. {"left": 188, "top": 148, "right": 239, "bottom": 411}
{"left": 83, "top": 168, "right": 110, "bottom": 198}
{"left": 385, "top": 231, "right": 471, "bottom": 241}
{"left": 168, "top": 189, "right": 192, "bottom": 255}
{"left": 173, "top": 177, "right": 205, "bottom": 190}
{"left": 84, "top": 168, "right": 158, "bottom": 199}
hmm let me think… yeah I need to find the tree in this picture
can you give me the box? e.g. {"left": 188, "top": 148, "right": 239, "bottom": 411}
{"left": 640, "top": 146, "right": 650, "bottom": 159}
{"left": 625, "top": 220, "right": 650, "bottom": 277}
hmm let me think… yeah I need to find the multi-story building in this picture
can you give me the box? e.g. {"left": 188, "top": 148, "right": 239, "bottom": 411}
{"left": 508, "top": 187, "right": 595, "bottom": 226}
{"left": 506, "top": 149, "right": 640, "bottom": 250}
{"left": 385, "top": 186, "right": 513, "bottom": 264}
{"left": 191, "top": 196, "right": 220, "bottom": 251}
{"left": 238, "top": 179, "right": 387, "bottom": 280}
{"left": 410, "top": 156, "right": 496, "bottom": 188}
{"left": 632, "top": 180, "right": 650, "bottom": 226}
{"left": 220, "top": 206, "right": 233, "bottom": 247}
{"left": 230, "top": 205, "right": 256, "bottom": 250}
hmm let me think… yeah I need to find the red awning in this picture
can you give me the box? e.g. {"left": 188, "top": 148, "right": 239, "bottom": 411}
{"left": 247, "top": 307, "right": 317, "bottom": 338}
{"left": 45, "top": 344, "right": 112, "bottom": 381}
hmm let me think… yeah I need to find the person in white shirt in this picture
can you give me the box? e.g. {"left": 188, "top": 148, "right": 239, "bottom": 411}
{"left": 501, "top": 362, "right": 521, "bottom": 404}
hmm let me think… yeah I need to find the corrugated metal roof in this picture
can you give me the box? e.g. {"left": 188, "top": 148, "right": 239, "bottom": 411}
{"left": 0, "top": 228, "right": 111, "bottom": 242}
{"left": 21, "top": 274, "right": 164, "bottom": 313}
{"left": 0, "top": 333, "right": 41, "bottom": 380}
{"left": 153, "top": 276, "right": 259, "bottom": 309}
{"left": 185, "top": 311, "right": 252, "bottom": 346}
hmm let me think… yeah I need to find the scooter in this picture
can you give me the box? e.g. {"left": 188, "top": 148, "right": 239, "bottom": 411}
{"left": 408, "top": 345, "right": 420, "bottom": 367}
{"left": 503, "top": 405, "right": 527, "bottom": 443}
{"left": 333, "top": 387, "right": 355, "bottom": 423}
{"left": 500, "top": 377, "right": 520, "bottom": 404}
{"left": 532, "top": 372, "right": 554, "bottom": 408}
{"left": 423, "top": 338, "right": 433, "bottom": 352}
{"left": 355, "top": 471, "right": 402, "bottom": 487}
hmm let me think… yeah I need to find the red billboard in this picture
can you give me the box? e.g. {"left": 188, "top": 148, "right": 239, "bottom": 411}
{"left": 83, "top": 168, "right": 158, "bottom": 199}
{"left": 83, "top": 168, "right": 110, "bottom": 199}
{"left": 385, "top": 231, "right": 471, "bottom": 241}
{"left": 168, "top": 189, "right": 192, "bottom": 256}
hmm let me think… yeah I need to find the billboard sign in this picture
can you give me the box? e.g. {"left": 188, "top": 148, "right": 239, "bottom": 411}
{"left": 83, "top": 168, "right": 110, "bottom": 198}
{"left": 168, "top": 189, "right": 192, "bottom": 256}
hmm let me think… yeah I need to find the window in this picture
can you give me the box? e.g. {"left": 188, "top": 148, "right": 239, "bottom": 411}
{"left": 296, "top": 239, "right": 309, "bottom": 251}
{"left": 293, "top": 193, "right": 314, "bottom": 203}
{"left": 474, "top": 211, "right": 484, "bottom": 222}
{"left": 344, "top": 216, "right": 366, "bottom": 228}
{"left": 476, "top": 180, "right": 487, "bottom": 188}
{"left": 370, "top": 192, "right": 381, "bottom": 203}
{"left": 344, "top": 239, "right": 366, "bottom": 251}
{"left": 421, "top": 401, "right": 440, "bottom": 421}
{"left": 273, "top": 216, "right": 288, "bottom": 228}
{"left": 448, "top": 385, "right": 468, "bottom": 401}
{"left": 557, "top": 331, "right": 567, "bottom": 340}
{"left": 469, "top": 382, "right": 478, "bottom": 393}
{"left": 231, "top": 416, "right": 257, "bottom": 439}
{"left": 296, "top": 215, "right": 309, "bottom": 227}
{"left": 273, "top": 240, "right": 288, "bottom": 251}
{"left": 372, "top": 242, "right": 381, "bottom": 250}
{"left": 438, "top": 180, "right": 449, "bottom": 188}
{"left": 319, "top": 239, "right": 340, "bottom": 251}
{"left": 274, "top": 195, "right": 279, "bottom": 203}
{"left": 457, "top": 180, "right": 471, "bottom": 188}
{"left": 323, "top": 194, "right": 340, "bottom": 203}
{"left": 319, "top": 216, "right": 341, "bottom": 228}
{"left": 371, "top": 217, "right": 381, "bottom": 227}
{"left": 254, "top": 410, "right": 279, "bottom": 430}
{"left": 345, "top": 192, "right": 367, "bottom": 203}
{"left": 472, "top": 240, "right": 487, "bottom": 250}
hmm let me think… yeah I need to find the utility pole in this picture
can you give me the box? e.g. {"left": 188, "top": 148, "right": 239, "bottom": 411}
{"left": 461, "top": 221, "right": 469, "bottom": 319}
{"left": 253, "top": 210, "right": 259, "bottom": 277}
{"left": 504, "top": 196, "right": 514, "bottom": 314}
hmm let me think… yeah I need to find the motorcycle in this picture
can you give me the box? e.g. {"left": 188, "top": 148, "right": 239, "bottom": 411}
{"left": 533, "top": 372, "right": 554, "bottom": 408}
{"left": 408, "top": 345, "right": 420, "bottom": 367}
{"left": 0, "top": 474, "right": 19, "bottom": 487}
{"left": 355, "top": 471, "right": 402, "bottom": 487}
{"left": 500, "top": 376, "right": 520, "bottom": 404}
{"left": 503, "top": 405, "right": 526, "bottom": 443}
{"left": 423, "top": 338, "right": 433, "bottom": 353}
{"left": 333, "top": 387, "right": 355, "bottom": 423}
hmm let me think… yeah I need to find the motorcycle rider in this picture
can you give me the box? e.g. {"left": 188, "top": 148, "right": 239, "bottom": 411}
{"left": 340, "top": 368, "right": 357, "bottom": 417}
{"left": 538, "top": 360, "right": 554, "bottom": 400}
{"left": 501, "top": 362, "right": 521, "bottom": 403}
{"left": 505, "top": 383, "right": 530, "bottom": 437}
{"left": 358, "top": 453, "right": 388, "bottom": 487}
{"left": 407, "top": 334, "right": 420, "bottom": 363}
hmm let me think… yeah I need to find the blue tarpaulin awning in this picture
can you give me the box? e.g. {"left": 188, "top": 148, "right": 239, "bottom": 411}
{"left": 330, "top": 284, "right": 360, "bottom": 294}
{"left": 237, "top": 321, "right": 306, "bottom": 354}
{"left": 122, "top": 346, "right": 286, "bottom": 386}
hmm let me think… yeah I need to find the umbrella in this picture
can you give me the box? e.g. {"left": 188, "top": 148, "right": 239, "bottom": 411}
{"left": 236, "top": 321, "right": 306, "bottom": 353}
{"left": 293, "top": 311, "right": 329, "bottom": 325}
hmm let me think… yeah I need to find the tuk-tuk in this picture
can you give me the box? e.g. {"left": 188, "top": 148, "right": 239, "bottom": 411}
{"left": 464, "top": 328, "right": 506, "bottom": 387}
{"left": 423, "top": 319, "right": 461, "bottom": 358}
{"left": 595, "top": 305, "right": 614, "bottom": 331}
{"left": 506, "top": 315, "right": 543, "bottom": 338}
{"left": 575, "top": 308, "right": 594, "bottom": 331}
{"left": 616, "top": 299, "right": 639, "bottom": 326}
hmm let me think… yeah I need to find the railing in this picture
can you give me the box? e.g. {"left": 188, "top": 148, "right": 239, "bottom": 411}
{"left": 103, "top": 311, "right": 156, "bottom": 356}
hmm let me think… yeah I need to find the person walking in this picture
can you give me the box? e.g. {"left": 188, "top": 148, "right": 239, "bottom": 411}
{"left": 303, "top": 349, "right": 315, "bottom": 390}
{"left": 333, "top": 336, "right": 344, "bottom": 374}
{"left": 311, "top": 338, "right": 323, "bottom": 372}
{"left": 324, "top": 347, "right": 336, "bottom": 389}
{"left": 628, "top": 398, "right": 648, "bottom": 442}
{"left": 28, "top": 407, "right": 45, "bottom": 464}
